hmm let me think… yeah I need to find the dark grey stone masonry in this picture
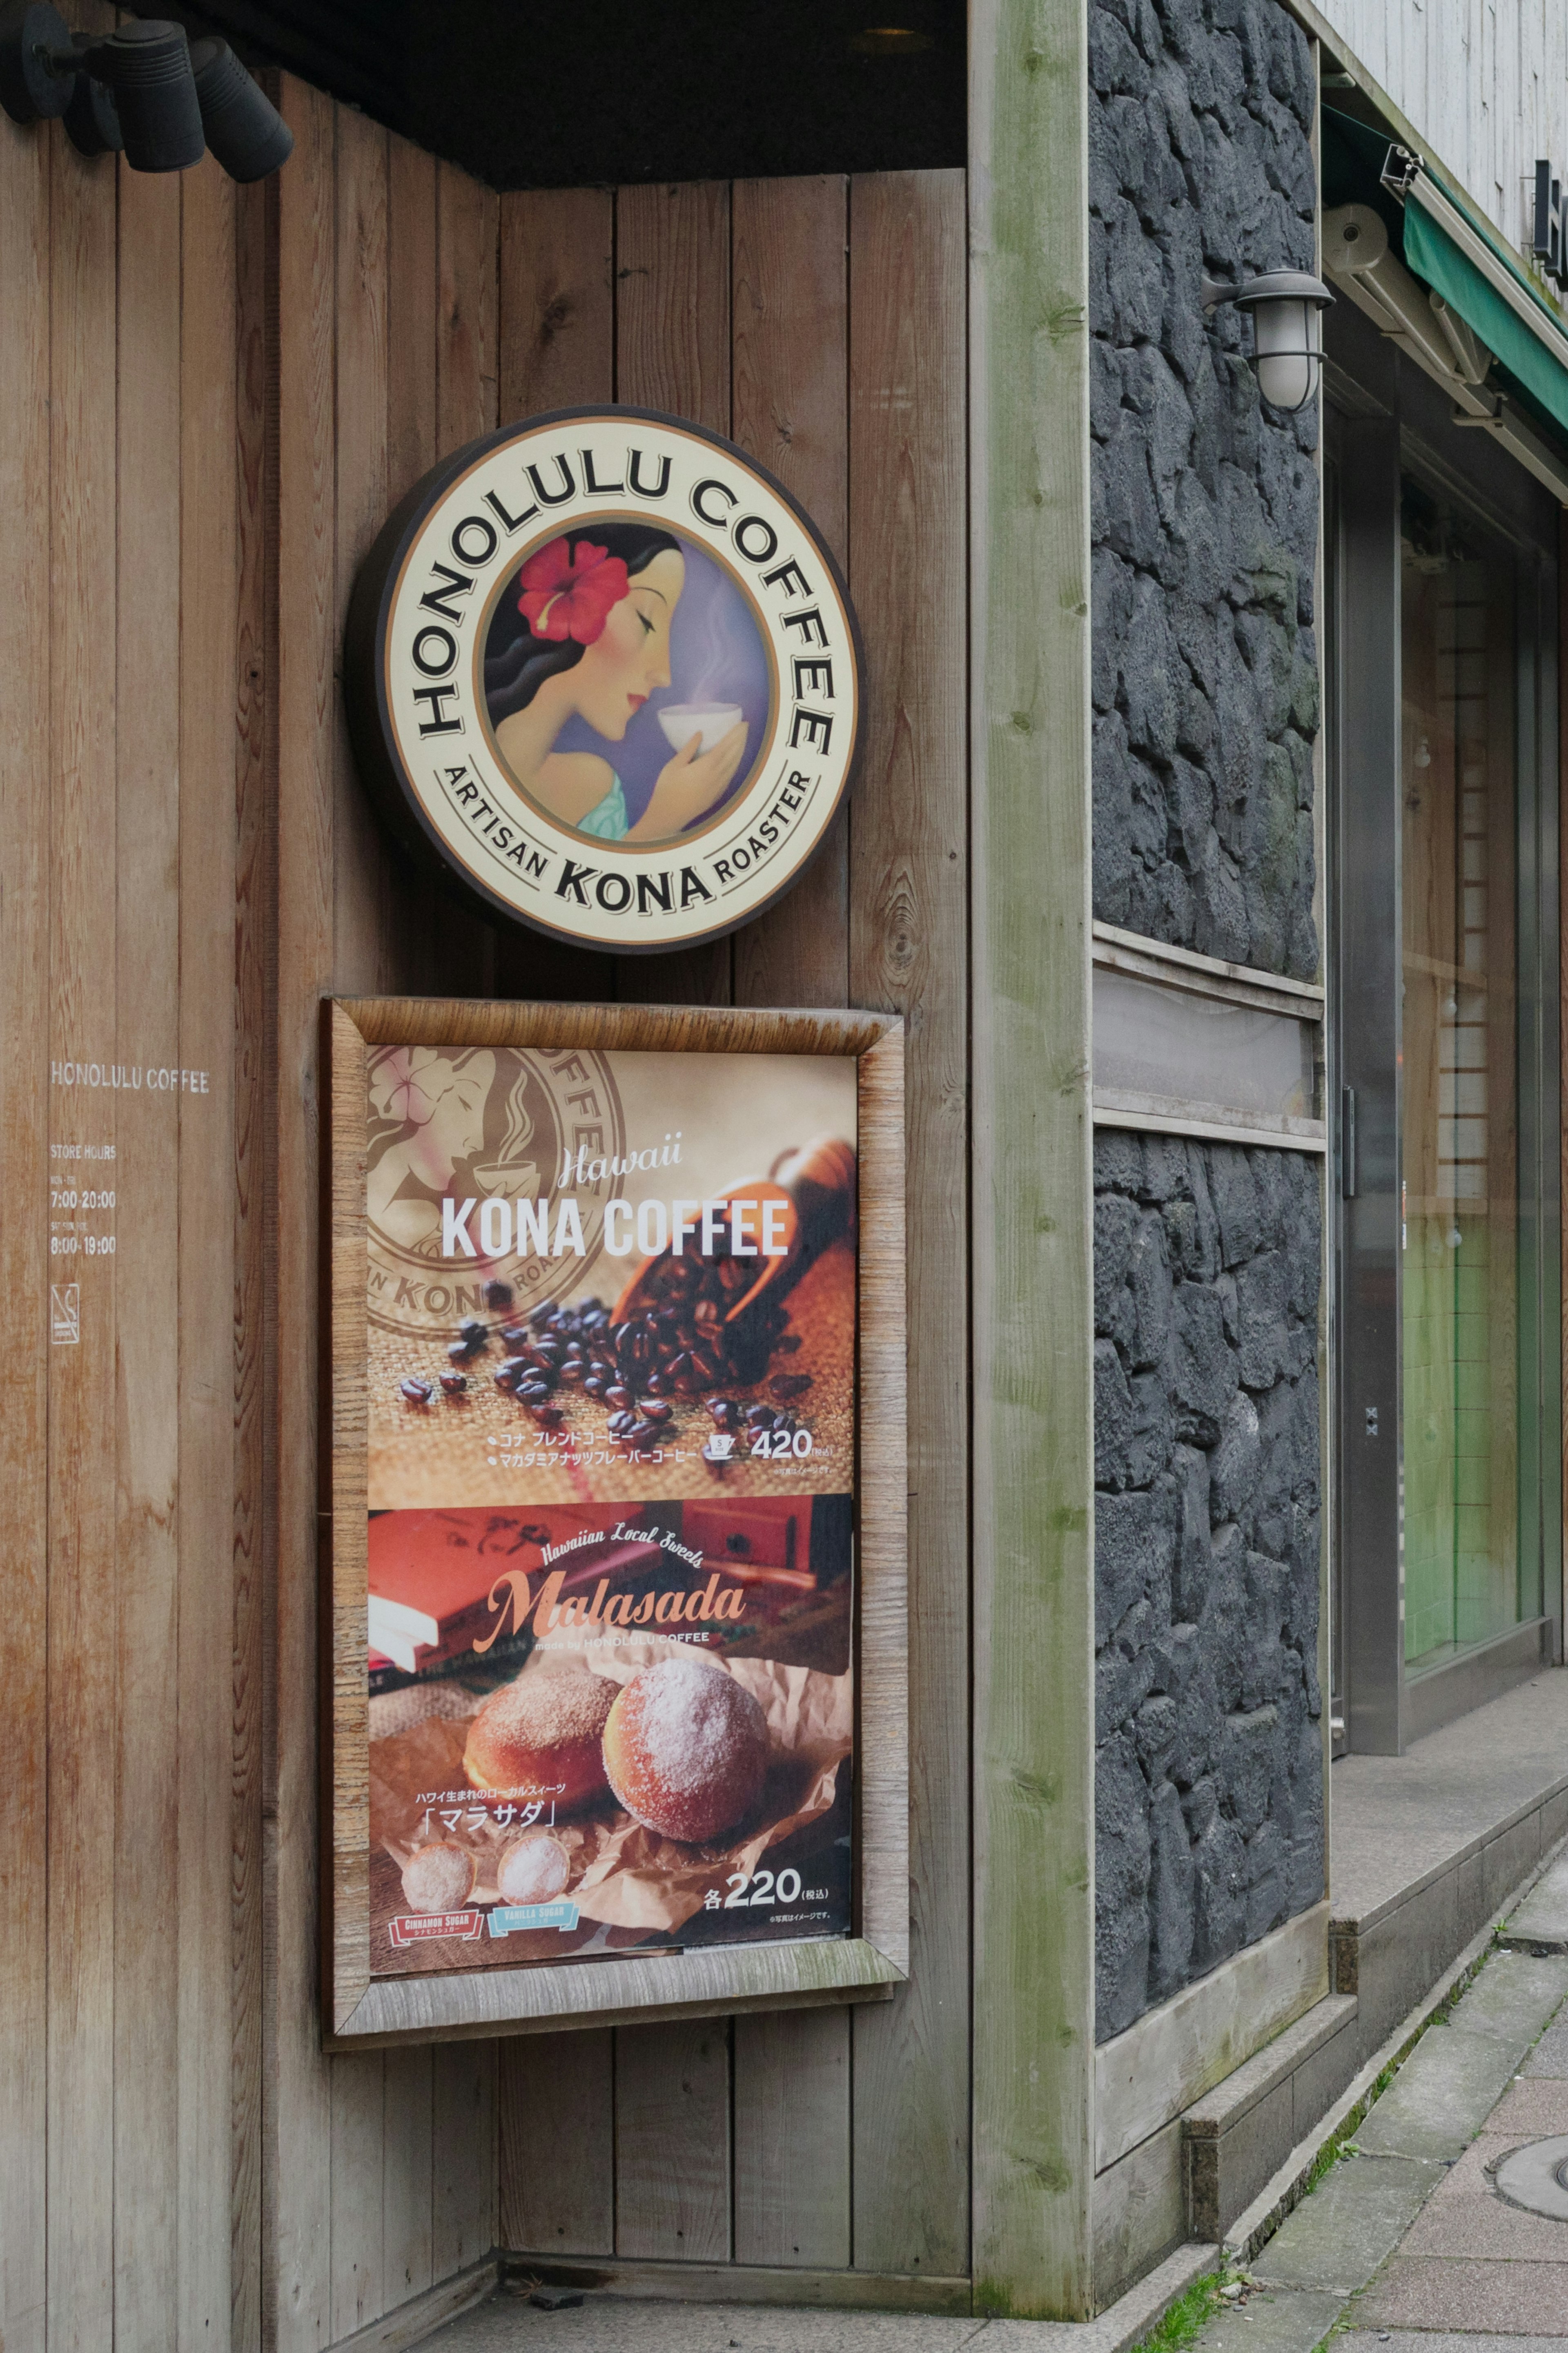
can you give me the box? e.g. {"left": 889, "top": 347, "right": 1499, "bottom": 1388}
{"left": 1094, "top": 1130, "right": 1323, "bottom": 2042}
{"left": 1090, "top": 0, "right": 1320, "bottom": 979}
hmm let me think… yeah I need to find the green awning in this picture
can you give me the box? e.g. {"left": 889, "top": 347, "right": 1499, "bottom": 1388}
{"left": 1401, "top": 193, "right": 1568, "bottom": 440}
{"left": 1322, "top": 103, "right": 1568, "bottom": 447}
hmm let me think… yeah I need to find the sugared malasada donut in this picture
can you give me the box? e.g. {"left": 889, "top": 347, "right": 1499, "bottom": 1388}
{"left": 603, "top": 1655, "right": 768, "bottom": 1842}
{"left": 496, "top": 1833, "right": 571, "bottom": 1905}
{"left": 463, "top": 1667, "right": 614, "bottom": 1809}
{"left": 401, "top": 1840, "right": 476, "bottom": 1914}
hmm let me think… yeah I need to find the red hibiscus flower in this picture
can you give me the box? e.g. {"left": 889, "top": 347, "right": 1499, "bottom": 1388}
{"left": 517, "top": 537, "right": 630, "bottom": 645}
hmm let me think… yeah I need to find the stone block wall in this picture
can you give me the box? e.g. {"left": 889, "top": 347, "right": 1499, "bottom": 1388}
{"left": 1094, "top": 1131, "right": 1323, "bottom": 2039}
{"left": 1089, "top": 0, "right": 1325, "bottom": 2040}
{"left": 1090, "top": 0, "right": 1320, "bottom": 978}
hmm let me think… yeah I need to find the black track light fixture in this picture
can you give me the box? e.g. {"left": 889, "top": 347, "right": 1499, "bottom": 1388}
{"left": 190, "top": 35, "right": 292, "bottom": 181}
{"left": 0, "top": 3, "right": 292, "bottom": 179}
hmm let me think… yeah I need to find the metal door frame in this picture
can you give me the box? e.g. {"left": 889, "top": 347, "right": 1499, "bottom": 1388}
{"left": 1326, "top": 341, "right": 1563, "bottom": 1757}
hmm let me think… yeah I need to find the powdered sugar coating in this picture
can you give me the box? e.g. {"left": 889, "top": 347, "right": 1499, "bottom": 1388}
{"left": 401, "top": 1840, "right": 476, "bottom": 1914}
{"left": 604, "top": 1655, "right": 768, "bottom": 1842}
{"left": 495, "top": 1833, "right": 570, "bottom": 1904}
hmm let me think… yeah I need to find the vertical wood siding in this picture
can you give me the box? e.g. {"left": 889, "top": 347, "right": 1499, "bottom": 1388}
{"left": 488, "top": 168, "right": 970, "bottom": 2291}
{"left": 1316, "top": 0, "right": 1568, "bottom": 274}
{"left": 0, "top": 73, "right": 969, "bottom": 2343}
{"left": 273, "top": 83, "right": 500, "bottom": 2350}
{"left": 0, "top": 88, "right": 267, "bottom": 2353}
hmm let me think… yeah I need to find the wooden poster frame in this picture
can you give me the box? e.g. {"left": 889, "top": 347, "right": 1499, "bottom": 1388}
{"left": 324, "top": 995, "right": 908, "bottom": 2047}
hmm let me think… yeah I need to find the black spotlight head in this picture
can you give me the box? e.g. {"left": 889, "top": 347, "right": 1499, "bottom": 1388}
{"left": 0, "top": 1, "right": 74, "bottom": 123}
{"left": 190, "top": 38, "right": 291, "bottom": 181}
{"left": 63, "top": 70, "right": 121, "bottom": 156}
{"left": 82, "top": 19, "right": 203, "bottom": 172}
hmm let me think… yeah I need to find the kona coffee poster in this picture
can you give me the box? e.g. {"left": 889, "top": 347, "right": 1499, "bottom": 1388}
{"left": 361, "top": 1040, "right": 857, "bottom": 1978}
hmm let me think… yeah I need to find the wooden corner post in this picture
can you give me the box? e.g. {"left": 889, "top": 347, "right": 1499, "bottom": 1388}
{"left": 969, "top": 0, "right": 1096, "bottom": 2320}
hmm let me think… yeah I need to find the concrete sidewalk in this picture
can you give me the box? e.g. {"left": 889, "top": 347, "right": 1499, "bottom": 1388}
{"left": 402, "top": 1847, "right": 1568, "bottom": 2353}
{"left": 407, "top": 2239, "right": 1223, "bottom": 2353}
{"left": 1176, "top": 1842, "right": 1568, "bottom": 2353}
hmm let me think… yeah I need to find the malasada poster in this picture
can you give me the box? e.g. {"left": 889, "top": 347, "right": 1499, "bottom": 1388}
{"left": 362, "top": 1041, "right": 857, "bottom": 1978}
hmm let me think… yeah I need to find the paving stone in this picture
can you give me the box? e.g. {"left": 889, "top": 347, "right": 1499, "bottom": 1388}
{"left": 1523, "top": 2004, "right": 1568, "bottom": 2078}
{"left": 1354, "top": 2027, "right": 1531, "bottom": 2161}
{"left": 1446, "top": 1953, "right": 1568, "bottom": 2045}
{"left": 1187, "top": 2288, "right": 1345, "bottom": 2353}
{"left": 1401, "top": 2179, "right": 1568, "bottom": 2263}
{"left": 1506, "top": 1847, "right": 1568, "bottom": 1949}
{"left": 1341, "top": 2335, "right": 1568, "bottom": 2353}
{"left": 1483, "top": 2075, "right": 1568, "bottom": 2137}
{"left": 1249, "top": 2155, "right": 1441, "bottom": 2292}
{"left": 1352, "top": 2255, "right": 1568, "bottom": 2334}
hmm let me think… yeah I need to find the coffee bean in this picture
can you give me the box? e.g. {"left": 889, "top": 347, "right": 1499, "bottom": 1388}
{"left": 527, "top": 1402, "right": 564, "bottom": 1427}
{"left": 499, "top": 1325, "right": 527, "bottom": 1349}
{"left": 605, "top": 1383, "right": 630, "bottom": 1409}
{"left": 607, "top": 1411, "right": 636, "bottom": 1436}
{"left": 770, "top": 1374, "right": 812, "bottom": 1400}
{"left": 399, "top": 1377, "right": 433, "bottom": 1405}
{"left": 637, "top": 1398, "right": 673, "bottom": 1423}
{"left": 447, "top": 1339, "right": 477, "bottom": 1364}
{"left": 776, "top": 1332, "right": 802, "bottom": 1354}
{"left": 458, "top": 1318, "right": 488, "bottom": 1346}
{"left": 438, "top": 1370, "right": 468, "bottom": 1396}
{"left": 745, "top": 1403, "right": 775, "bottom": 1429}
{"left": 620, "top": 1419, "right": 659, "bottom": 1451}
{"left": 644, "top": 1372, "right": 668, "bottom": 1396}
{"left": 482, "top": 1281, "right": 513, "bottom": 1310}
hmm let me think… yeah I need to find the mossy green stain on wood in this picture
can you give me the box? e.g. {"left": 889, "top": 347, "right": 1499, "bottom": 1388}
{"left": 969, "top": 0, "right": 1096, "bottom": 2324}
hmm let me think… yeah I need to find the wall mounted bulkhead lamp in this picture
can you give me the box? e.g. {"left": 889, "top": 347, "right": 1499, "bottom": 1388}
{"left": 1201, "top": 269, "right": 1334, "bottom": 412}
{"left": 0, "top": 3, "right": 292, "bottom": 178}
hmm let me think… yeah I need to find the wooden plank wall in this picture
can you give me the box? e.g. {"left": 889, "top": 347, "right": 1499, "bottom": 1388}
{"left": 0, "top": 67, "right": 266, "bottom": 2353}
{"left": 487, "top": 172, "right": 970, "bottom": 2290}
{"left": 0, "top": 64, "right": 967, "bottom": 2346}
{"left": 272, "top": 83, "right": 500, "bottom": 2350}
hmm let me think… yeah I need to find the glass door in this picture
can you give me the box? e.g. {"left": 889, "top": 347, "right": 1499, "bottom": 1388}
{"left": 1328, "top": 421, "right": 1560, "bottom": 1753}
{"left": 1399, "top": 484, "right": 1522, "bottom": 1669}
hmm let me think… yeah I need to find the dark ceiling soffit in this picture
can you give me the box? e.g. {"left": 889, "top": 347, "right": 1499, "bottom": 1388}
{"left": 151, "top": 0, "right": 967, "bottom": 193}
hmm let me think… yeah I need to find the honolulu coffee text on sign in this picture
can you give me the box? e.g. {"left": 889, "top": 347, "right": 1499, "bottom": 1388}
{"left": 346, "top": 408, "right": 863, "bottom": 953}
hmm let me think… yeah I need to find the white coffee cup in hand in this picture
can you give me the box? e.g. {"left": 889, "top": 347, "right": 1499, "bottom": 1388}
{"left": 657, "top": 702, "right": 744, "bottom": 754}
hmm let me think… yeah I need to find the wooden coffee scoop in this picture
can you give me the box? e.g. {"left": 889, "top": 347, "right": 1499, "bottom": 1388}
{"left": 610, "top": 1134, "right": 857, "bottom": 1335}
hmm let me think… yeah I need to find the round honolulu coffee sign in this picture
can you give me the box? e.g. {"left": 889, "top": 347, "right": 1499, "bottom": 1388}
{"left": 346, "top": 406, "right": 863, "bottom": 952}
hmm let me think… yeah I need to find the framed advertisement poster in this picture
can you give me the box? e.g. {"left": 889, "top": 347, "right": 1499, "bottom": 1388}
{"left": 324, "top": 996, "right": 906, "bottom": 2045}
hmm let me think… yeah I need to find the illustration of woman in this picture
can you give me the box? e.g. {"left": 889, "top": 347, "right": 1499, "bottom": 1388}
{"left": 365, "top": 1046, "right": 539, "bottom": 1262}
{"left": 483, "top": 525, "right": 747, "bottom": 842}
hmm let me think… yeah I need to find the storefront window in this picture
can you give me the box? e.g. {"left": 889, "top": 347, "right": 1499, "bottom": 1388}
{"left": 1399, "top": 480, "right": 1530, "bottom": 1665}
